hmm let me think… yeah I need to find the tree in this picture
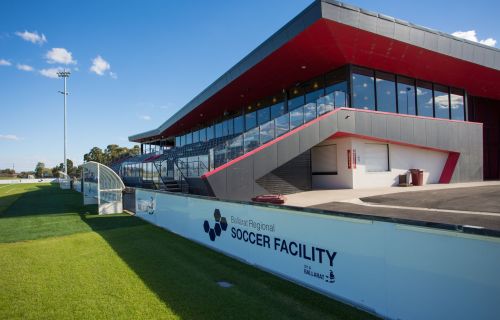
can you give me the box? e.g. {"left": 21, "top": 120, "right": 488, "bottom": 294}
{"left": 35, "top": 162, "right": 45, "bottom": 178}
{"left": 83, "top": 144, "right": 141, "bottom": 166}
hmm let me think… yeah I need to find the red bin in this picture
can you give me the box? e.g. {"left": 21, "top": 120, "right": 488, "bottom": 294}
{"left": 409, "top": 169, "right": 424, "bottom": 186}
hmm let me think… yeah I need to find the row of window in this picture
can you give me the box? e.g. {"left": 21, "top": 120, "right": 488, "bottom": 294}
{"left": 351, "top": 66, "right": 465, "bottom": 120}
{"left": 175, "top": 67, "right": 349, "bottom": 147}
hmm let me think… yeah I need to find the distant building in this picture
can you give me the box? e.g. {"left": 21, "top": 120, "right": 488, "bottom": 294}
{"left": 118, "top": 1, "right": 500, "bottom": 201}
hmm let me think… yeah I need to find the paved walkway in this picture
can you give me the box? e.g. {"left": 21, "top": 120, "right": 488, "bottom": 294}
{"left": 287, "top": 181, "right": 500, "bottom": 231}
{"left": 285, "top": 181, "right": 500, "bottom": 207}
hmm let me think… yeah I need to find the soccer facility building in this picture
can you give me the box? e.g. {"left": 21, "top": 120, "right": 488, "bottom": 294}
{"left": 118, "top": 0, "right": 500, "bottom": 201}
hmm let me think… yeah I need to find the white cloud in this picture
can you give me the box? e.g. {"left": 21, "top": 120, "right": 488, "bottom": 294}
{"left": 46, "top": 48, "right": 76, "bottom": 64}
{"left": 452, "top": 30, "right": 497, "bottom": 47}
{"left": 90, "top": 55, "right": 110, "bottom": 75}
{"left": 139, "top": 115, "right": 151, "bottom": 121}
{"left": 15, "top": 30, "right": 47, "bottom": 44}
{"left": 109, "top": 71, "right": 118, "bottom": 79}
{"left": 0, "top": 59, "right": 12, "bottom": 66}
{"left": 0, "top": 134, "right": 20, "bottom": 141}
{"left": 480, "top": 38, "right": 497, "bottom": 47}
{"left": 17, "top": 64, "right": 34, "bottom": 71}
{"left": 39, "top": 67, "right": 65, "bottom": 79}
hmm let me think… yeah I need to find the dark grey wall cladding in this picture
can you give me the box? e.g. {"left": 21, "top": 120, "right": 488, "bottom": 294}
{"left": 256, "top": 151, "right": 312, "bottom": 195}
{"left": 205, "top": 109, "right": 483, "bottom": 201}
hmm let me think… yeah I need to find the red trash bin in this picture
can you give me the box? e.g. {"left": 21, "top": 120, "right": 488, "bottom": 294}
{"left": 409, "top": 169, "right": 424, "bottom": 186}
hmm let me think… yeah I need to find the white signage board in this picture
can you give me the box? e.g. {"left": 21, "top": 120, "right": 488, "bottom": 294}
{"left": 135, "top": 189, "right": 500, "bottom": 320}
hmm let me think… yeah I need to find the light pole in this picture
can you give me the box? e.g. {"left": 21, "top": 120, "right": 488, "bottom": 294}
{"left": 57, "top": 70, "right": 70, "bottom": 176}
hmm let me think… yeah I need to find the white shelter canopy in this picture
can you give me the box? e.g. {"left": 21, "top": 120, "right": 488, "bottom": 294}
{"left": 82, "top": 161, "right": 125, "bottom": 214}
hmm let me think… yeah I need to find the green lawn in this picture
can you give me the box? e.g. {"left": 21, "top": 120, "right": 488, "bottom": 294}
{"left": 0, "top": 184, "right": 377, "bottom": 320}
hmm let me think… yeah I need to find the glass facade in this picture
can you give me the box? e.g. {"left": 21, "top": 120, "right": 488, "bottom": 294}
{"left": 434, "top": 84, "right": 450, "bottom": 119}
{"left": 375, "top": 72, "right": 396, "bottom": 113}
{"left": 450, "top": 88, "right": 465, "bottom": 120}
{"left": 416, "top": 81, "right": 434, "bottom": 117}
{"left": 397, "top": 76, "right": 416, "bottom": 115}
{"left": 352, "top": 67, "right": 375, "bottom": 110}
{"left": 172, "top": 64, "right": 466, "bottom": 149}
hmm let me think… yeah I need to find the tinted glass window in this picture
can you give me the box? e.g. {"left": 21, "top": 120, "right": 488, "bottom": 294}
{"left": 416, "top": 81, "right": 433, "bottom": 117}
{"left": 215, "top": 122, "right": 223, "bottom": 138}
{"left": 245, "top": 111, "right": 257, "bottom": 130}
{"left": 175, "top": 136, "right": 180, "bottom": 147}
{"left": 234, "top": 115, "right": 244, "bottom": 134}
{"left": 376, "top": 72, "right": 396, "bottom": 113}
{"left": 227, "top": 119, "right": 234, "bottom": 135}
{"left": 450, "top": 88, "right": 465, "bottom": 121}
{"left": 434, "top": 84, "right": 450, "bottom": 119}
{"left": 199, "top": 128, "right": 207, "bottom": 142}
{"left": 287, "top": 86, "right": 304, "bottom": 111}
{"left": 185, "top": 132, "right": 192, "bottom": 145}
{"left": 270, "top": 102, "right": 285, "bottom": 119}
{"left": 192, "top": 130, "right": 199, "bottom": 143}
{"left": 257, "top": 107, "right": 270, "bottom": 125}
{"left": 397, "top": 77, "right": 416, "bottom": 115}
{"left": 222, "top": 120, "right": 229, "bottom": 136}
{"left": 207, "top": 126, "right": 214, "bottom": 140}
{"left": 352, "top": 68, "right": 375, "bottom": 110}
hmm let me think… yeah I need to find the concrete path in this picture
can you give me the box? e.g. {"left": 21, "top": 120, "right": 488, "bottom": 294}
{"left": 285, "top": 181, "right": 500, "bottom": 207}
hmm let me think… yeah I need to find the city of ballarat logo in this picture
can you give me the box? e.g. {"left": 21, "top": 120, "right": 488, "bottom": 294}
{"left": 203, "top": 209, "right": 228, "bottom": 241}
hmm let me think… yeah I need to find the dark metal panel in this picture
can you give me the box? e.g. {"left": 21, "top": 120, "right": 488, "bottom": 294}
{"left": 206, "top": 170, "right": 227, "bottom": 200}
{"left": 338, "top": 109, "right": 356, "bottom": 133}
{"left": 319, "top": 111, "right": 338, "bottom": 141}
{"left": 299, "top": 122, "right": 320, "bottom": 153}
{"left": 371, "top": 113, "right": 387, "bottom": 139}
{"left": 413, "top": 118, "right": 427, "bottom": 146}
{"left": 399, "top": 117, "right": 415, "bottom": 143}
{"left": 226, "top": 156, "right": 254, "bottom": 201}
{"left": 424, "top": 119, "right": 438, "bottom": 148}
{"left": 354, "top": 110, "right": 372, "bottom": 137}
{"left": 277, "top": 134, "right": 300, "bottom": 167}
{"left": 386, "top": 115, "right": 401, "bottom": 141}
{"left": 253, "top": 143, "right": 278, "bottom": 179}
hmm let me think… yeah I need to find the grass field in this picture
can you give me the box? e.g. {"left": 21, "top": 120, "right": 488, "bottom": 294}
{"left": 0, "top": 184, "right": 378, "bottom": 320}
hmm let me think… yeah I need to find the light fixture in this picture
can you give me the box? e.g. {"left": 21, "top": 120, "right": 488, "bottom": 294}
{"left": 301, "top": 65, "right": 307, "bottom": 69}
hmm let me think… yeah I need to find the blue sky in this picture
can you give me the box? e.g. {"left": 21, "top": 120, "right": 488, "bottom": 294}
{"left": 1, "top": 0, "right": 498, "bottom": 172}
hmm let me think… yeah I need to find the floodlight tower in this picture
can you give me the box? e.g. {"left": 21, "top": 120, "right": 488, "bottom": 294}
{"left": 57, "top": 70, "right": 71, "bottom": 176}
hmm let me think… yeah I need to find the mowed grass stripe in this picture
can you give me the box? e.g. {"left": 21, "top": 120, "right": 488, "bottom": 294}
{"left": 0, "top": 184, "right": 378, "bottom": 320}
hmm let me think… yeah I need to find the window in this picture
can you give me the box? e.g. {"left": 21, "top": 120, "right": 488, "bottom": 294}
{"left": 185, "top": 132, "right": 192, "bottom": 145}
{"left": 234, "top": 115, "right": 244, "bottom": 134}
{"left": 365, "top": 143, "right": 389, "bottom": 172}
{"left": 270, "top": 102, "right": 285, "bottom": 119}
{"left": 245, "top": 111, "right": 257, "bottom": 130}
{"left": 434, "top": 84, "right": 450, "bottom": 119}
{"left": 416, "top": 81, "right": 433, "bottom": 117}
{"left": 199, "top": 128, "right": 207, "bottom": 142}
{"left": 352, "top": 67, "right": 375, "bottom": 110}
{"left": 175, "top": 136, "right": 181, "bottom": 147}
{"left": 207, "top": 125, "right": 214, "bottom": 140}
{"left": 192, "top": 130, "right": 200, "bottom": 143}
{"left": 375, "top": 72, "right": 396, "bottom": 113}
{"left": 257, "top": 107, "right": 270, "bottom": 125}
{"left": 287, "top": 86, "right": 304, "bottom": 111}
{"left": 215, "top": 122, "right": 223, "bottom": 138}
{"left": 227, "top": 119, "right": 234, "bottom": 135}
{"left": 397, "top": 76, "right": 416, "bottom": 115}
{"left": 450, "top": 88, "right": 465, "bottom": 121}
{"left": 304, "top": 77, "right": 325, "bottom": 104}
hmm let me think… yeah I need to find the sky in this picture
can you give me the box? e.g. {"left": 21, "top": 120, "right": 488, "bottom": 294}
{"left": 0, "top": 0, "right": 498, "bottom": 172}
